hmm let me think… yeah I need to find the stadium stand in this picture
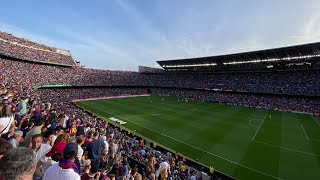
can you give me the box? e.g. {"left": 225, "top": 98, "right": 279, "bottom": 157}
{"left": 0, "top": 31, "right": 320, "bottom": 180}
{"left": 0, "top": 31, "right": 75, "bottom": 66}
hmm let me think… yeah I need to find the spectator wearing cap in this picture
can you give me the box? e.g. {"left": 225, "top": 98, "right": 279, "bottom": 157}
{"left": 0, "top": 147, "right": 36, "bottom": 180}
{"left": 23, "top": 118, "right": 46, "bottom": 147}
{"left": 9, "top": 130, "right": 23, "bottom": 148}
{"left": 45, "top": 142, "right": 67, "bottom": 162}
{"left": 42, "top": 141, "right": 67, "bottom": 174}
{"left": 43, "top": 143, "right": 81, "bottom": 180}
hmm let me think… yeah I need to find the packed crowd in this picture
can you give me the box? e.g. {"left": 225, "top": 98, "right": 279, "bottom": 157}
{"left": 70, "top": 69, "right": 320, "bottom": 96}
{"left": 0, "top": 32, "right": 75, "bottom": 65}
{"left": 150, "top": 89, "right": 320, "bottom": 114}
{"left": 1, "top": 57, "right": 320, "bottom": 96}
{"left": 1, "top": 55, "right": 319, "bottom": 114}
{"left": 39, "top": 87, "right": 320, "bottom": 114}
{"left": 0, "top": 86, "right": 208, "bottom": 179}
{"left": 0, "top": 32, "right": 54, "bottom": 52}
{"left": 138, "top": 66, "right": 164, "bottom": 74}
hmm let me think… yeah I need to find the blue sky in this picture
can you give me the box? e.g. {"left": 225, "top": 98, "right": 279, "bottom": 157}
{"left": 1, "top": 0, "right": 320, "bottom": 71}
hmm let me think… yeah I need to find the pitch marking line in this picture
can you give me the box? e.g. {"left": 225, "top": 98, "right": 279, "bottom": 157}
{"left": 86, "top": 104, "right": 283, "bottom": 180}
{"left": 311, "top": 116, "right": 320, "bottom": 127}
{"left": 248, "top": 119, "right": 258, "bottom": 129}
{"left": 252, "top": 114, "right": 268, "bottom": 141}
{"left": 301, "top": 124, "right": 309, "bottom": 140}
{"left": 254, "top": 140, "right": 320, "bottom": 157}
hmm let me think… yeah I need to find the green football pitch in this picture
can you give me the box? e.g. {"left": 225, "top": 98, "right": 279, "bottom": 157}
{"left": 76, "top": 96, "right": 320, "bottom": 180}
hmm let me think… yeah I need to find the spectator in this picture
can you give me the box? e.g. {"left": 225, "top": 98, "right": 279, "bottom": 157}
{"left": 43, "top": 131, "right": 54, "bottom": 146}
{"left": 76, "top": 120, "right": 85, "bottom": 137}
{"left": 85, "top": 137, "right": 106, "bottom": 172}
{"left": 82, "top": 159, "right": 91, "bottom": 174}
{"left": 0, "top": 137, "right": 12, "bottom": 158}
{"left": 23, "top": 118, "right": 46, "bottom": 147}
{"left": 99, "top": 135, "right": 109, "bottom": 155}
{"left": 16, "top": 97, "right": 28, "bottom": 117}
{"left": 28, "top": 134, "right": 51, "bottom": 179}
{"left": 0, "top": 147, "right": 35, "bottom": 180}
{"left": 55, "top": 133, "right": 71, "bottom": 145}
{"left": 76, "top": 135, "right": 85, "bottom": 161}
{"left": 107, "top": 174, "right": 115, "bottom": 180}
{"left": 93, "top": 131, "right": 99, "bottom": 140}
{"left": 0, "top": 105, "right": 15, "bottom": 135}
{"left": 51, "top": 125, "right": 64, "bottom": 146}
{"left": 43, "top": 143, "right": 81, "bottom": 180}
{"left": 81, "top": 160, "right": 101, "bottom": 180}
{"left": 9, "top": 130, "right": 23, "bottom": 148}
{"left": 45, "top": 142, "right": 67, "bottom": 162}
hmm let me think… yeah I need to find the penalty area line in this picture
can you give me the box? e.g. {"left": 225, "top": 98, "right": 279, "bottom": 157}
{"left": 252, "top": 114, "right": 267, "bottom": 141}
{"left": 254, "top": 140, "right": 320, "bottom": 157}
{"left": 301, "top": 124, "right": 309, "bottom": 140}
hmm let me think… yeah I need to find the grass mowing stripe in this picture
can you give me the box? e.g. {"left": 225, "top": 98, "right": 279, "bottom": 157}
{"left": 82, "top": 101, "right": 283, "bottom": 180}
{"left": 252, "top": 114, "right": 268, "bottom": 141}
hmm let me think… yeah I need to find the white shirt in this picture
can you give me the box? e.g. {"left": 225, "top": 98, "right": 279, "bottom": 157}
{"left": 51, "top": 135, "right": 57, "bottom": 146}
{"left": 103, "top": 141, "right": 109, "bottom": 154}
{"left": 84, "top": 127, "right": 90, "bottom": 135}
{"left": 160, "top": 161, "right": 170, "bottom": 171}
{"left": 77, "top": 145, "right": 84, "bottom": 161}
{"left": 63, "top": 116, "right": 69, "bottom": 128}
{"left": 0, "top": 116, "right": 14, "bottom": 134}
{"left": 31, "top": 143, "right": 51, "bottom": 163}
{"left": 43, "top": 163, "right": 80, "bottom": 180}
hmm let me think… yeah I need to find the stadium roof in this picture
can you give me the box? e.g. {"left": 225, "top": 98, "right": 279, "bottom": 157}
{"left": 157, "top": 42, "right": 320, "bottom": 72}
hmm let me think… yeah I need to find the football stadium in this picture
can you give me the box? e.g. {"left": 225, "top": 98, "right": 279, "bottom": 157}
{"left": 0, "top": 2, "right": 320, "bottom": 180}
